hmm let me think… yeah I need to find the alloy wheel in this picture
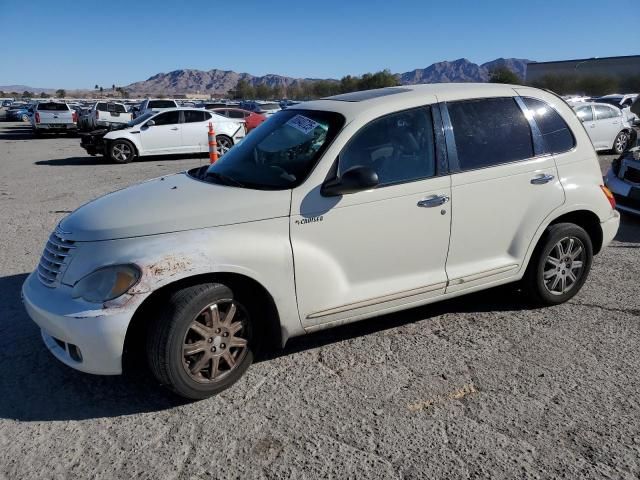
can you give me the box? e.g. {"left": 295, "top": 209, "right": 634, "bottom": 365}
{"left": 182, "top": 300, "right": 250, "bottom": 383}
{"left": 217, "top": 137, "right": 233, "bottom": 156}
{"left": 543, "top": 236, "right": 586, "bottom": 295}
{"left": 615, "top": 133, "right": 629, "bottom": 153}
{"left": 112, "top": 143, "right": 132, "bottom": 161}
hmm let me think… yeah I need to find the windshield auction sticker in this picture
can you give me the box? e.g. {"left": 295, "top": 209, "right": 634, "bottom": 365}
{"left": 286, "top": 114, "right": 320, "bottom": 135}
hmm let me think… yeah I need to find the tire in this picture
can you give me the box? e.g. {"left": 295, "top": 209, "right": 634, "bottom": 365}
{"left": 522, "top": 223, "right": 593, "bottom": 306}
{"left": 109, "top": 139, "right": 135, "bottom": 163}
{"left": 612, "top": 131, "right": 630, "bottom": 155}
{"left": 216, "top": 135, "right": 233, "bottom": 156}
{"left": 146, "top": 283, "right": 258, "bottom": 400}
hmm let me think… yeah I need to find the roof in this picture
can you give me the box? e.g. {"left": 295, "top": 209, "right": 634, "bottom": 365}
{"left": 291, "top": 83, "right": 536, "bottom": 122}
{"left": 527, "top": 55, "right": 640, "bottom": 66}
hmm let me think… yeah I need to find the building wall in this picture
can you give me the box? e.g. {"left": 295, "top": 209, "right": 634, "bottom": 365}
{"left": 526, "top": 56, "right": 640, "bottom": 82}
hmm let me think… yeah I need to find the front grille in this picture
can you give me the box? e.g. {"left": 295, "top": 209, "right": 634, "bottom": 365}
{"left": 623, "top": 167, "right": 640, "bottom": 184}
{"left": 37, "top": 231, "right": 75, "bottom": 287}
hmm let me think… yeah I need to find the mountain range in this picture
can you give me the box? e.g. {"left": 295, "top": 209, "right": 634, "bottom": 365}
{"left": 1, "top": 58, "right": 532, "bottom": 96}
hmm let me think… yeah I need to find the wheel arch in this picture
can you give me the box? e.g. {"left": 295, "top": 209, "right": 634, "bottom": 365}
{"left": 547, "top": 209, "right": 603, "bottom": 254}
{"left": 122, "top": 271, "right": 283, "bottom": 373}
{"left": 108, "top": 136, "right": 140, "bottom": 157}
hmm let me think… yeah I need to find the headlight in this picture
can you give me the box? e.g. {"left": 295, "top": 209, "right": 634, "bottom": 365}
{"left": 72, "top": 264, "right": 141, "bottom": 303}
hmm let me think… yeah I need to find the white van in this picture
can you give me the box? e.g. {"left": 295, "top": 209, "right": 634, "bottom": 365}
{"left": 22, "top": 84, "right": 620, "bottom": 399}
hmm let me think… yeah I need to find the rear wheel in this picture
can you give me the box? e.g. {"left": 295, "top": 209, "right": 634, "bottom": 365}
{"left": 523, "top": 223, "right": 593, "bottom": 305}
{"left": 146, "top": 283, "right": 258, "bottom": 400}
{"left": 109, "top": 139, "right": 135, "bottom": 163}
{"left": 216, "top": 135, "right": 233, "bottom": 156}
{"left": 613, "top": 131, "right": 630, "bottom": 155}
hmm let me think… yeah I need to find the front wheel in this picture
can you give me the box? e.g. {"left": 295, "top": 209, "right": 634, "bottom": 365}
{"left": 613, "top": 131, "right": 630, "bottom": 155}
{"left": 146, "top": 283, "right": 257, "bottom": 400}
{"left": 522, "top": 223, "right": 593, "bottom": 305}
{"left": 109, "top": 139, "right": 135, "bottom": 163}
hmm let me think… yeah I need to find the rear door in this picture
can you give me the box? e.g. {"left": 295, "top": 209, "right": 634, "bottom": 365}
{"left": 139, "top": 110, "right": 183, "bottom": 154}
{"left": 593, "top": 104, "right": 623, "bottom": 149}
{"left": 574, "top": 105, "right": 596, "bottom": 146}
{"left": 181, "top": 110, "right": 209, "bottom": 152}
{"left": 442, "top": 96, "right": 566, "bottom": 292}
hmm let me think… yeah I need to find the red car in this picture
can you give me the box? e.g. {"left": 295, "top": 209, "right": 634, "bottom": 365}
{"left": 210, "top": 108, "right": 266, "bottom": 132}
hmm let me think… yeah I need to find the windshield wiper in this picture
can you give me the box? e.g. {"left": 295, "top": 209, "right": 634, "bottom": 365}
{"left": 205, "top": 171, "right": 245, "bottom": 188}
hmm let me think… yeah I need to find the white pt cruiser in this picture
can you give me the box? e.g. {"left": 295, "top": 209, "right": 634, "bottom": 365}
{"left": 23, "top": 84, "right": 620, "bottom": 399}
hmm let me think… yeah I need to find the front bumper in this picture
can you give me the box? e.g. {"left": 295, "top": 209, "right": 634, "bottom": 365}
{"left": 21, "top": 271, "right": 134, "bottom": 375}
{"left": 605, "top": 168, "right": 640, "bottom": 216}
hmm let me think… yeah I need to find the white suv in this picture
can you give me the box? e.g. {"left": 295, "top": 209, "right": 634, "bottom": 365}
{"left": 22, "top": 84, "right": 620, "bottom": 399}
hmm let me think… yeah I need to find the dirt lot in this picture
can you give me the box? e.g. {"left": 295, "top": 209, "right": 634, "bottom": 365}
{"left": 1, "top": 117, "right": 639, "bottom": 479}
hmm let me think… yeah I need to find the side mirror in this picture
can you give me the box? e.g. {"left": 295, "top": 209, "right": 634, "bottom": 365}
{"left": 322, "top": 166, "right": 379, "bottom": 196}
{"left": 145, "top": 120, "right": 155, "bottom": 127}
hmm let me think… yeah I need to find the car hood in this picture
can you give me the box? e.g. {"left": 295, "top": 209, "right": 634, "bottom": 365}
{"left": 60, "top": 172, "right": 291, "bottom": 241}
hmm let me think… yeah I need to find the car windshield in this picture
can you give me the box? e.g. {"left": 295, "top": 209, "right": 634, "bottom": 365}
{"left": 258, "top": 103, "right": 281, "bottom": 110}
{"left": 128, "top": 112, "right": 154, "bottom": 126}
{"left": 199, "top": 109, "right": 344, "bottom": 190}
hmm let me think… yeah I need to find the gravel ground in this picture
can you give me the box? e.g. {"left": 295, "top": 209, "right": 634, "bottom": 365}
{"left": 0, "top": 116, "right": 639, "bottom": 479}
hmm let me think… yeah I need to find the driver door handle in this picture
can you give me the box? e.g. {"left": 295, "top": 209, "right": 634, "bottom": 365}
{"left": 417, "top": 194, "right": 450, "bottom": 208}
{"left": 170, "top": 127, "right": 179, "bottom": 131}
{"left": 531, "top": 173, "right": 555, "bottom": 185}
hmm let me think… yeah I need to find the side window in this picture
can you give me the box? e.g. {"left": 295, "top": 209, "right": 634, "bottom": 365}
{"left": 339, "top": 107, "right": 436, "bottom": 186}
{"left": 152, "top": 111, "right": 180, "bottom": 126}
{"left": 97, "top": 102, "right": 108, "bottom": 111}
{"left": 575, "top": 106, "right": 593, "bottom": 122}
{"left": 522, "top": 97, "right": 575, "bottom": 154}
{"left": 183, "top": 110, "right": 206, "bottom": 123}
{"left": 448, "top": 97, "right": 534, "bottom": 171}
{"left": 228, "top": 110, "right": 246, "bottom": 119}
{"left": 594, "top": 105, "right": 618, "bottom": 120}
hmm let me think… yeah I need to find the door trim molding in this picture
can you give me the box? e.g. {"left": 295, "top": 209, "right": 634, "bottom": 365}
{"left": 306, "top": 281, "right": 447, "bottom": 320}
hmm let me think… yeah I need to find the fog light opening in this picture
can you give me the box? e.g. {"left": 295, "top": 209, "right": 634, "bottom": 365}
{"left": 68, "top": 344, "right": 83, "bottom": 362}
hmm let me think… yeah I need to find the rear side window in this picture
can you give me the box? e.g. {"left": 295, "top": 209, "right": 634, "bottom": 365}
{"left": 448, "top": 97, "right": 533, "bottom": 171}
{"left": 228, "top": 110, "right": 246, "bottom": 119}
{"left": 183, "top": 110, "right": 206, "bottom": 123}
{"left": 339, "top": 107, "right": 436, "bottom": 186}
{"left": 575, "top": 106, "right": 593, "bottom": 122}
{"left": 148, "top": 100, "right": 176, "bottom": 109}
{"left": 594, "top": 105, "right": 619, "bottom": 120}
{"left": 37, "top": 102, "right": 69, "bottom": 111}
{"left": 522, "top": 97, "right": 575, "bottom": 154}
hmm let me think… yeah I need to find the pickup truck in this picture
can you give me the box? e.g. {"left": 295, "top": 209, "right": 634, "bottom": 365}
{"left": 134, "top": 98, "right": 178, "bottom": 118}
{"left": 90, "top": 102, "right": 133, "bottom": 129}
{"left": 31, "top": 102, "right": 77, "bottom": 134}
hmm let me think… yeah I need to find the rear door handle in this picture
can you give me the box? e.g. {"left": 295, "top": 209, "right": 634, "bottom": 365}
{"left": 417, "top": 194, "right": 450, "bottom": 208}
{"left": 531, "top": 174, "right": 555, "bottom": 185}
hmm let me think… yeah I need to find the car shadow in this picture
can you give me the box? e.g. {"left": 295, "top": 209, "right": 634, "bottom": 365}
{"left": 35, "top": 153, "right": 210, "bottom": 167}
{"left": 0, "top": 269, "right": 532, "bottom": 422}
{"left": 0, "top": 124, "right": 79, "bottom": 141}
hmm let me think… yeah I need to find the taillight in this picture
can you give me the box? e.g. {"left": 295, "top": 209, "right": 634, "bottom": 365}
{"left": 72, "top": 111, "right": 78, "bottom": 123}
{"left": 600, "top": 185, "right": 616, "bottom": 209}
{"left": 35, "top": 112, "right": 40, "bottom": 123}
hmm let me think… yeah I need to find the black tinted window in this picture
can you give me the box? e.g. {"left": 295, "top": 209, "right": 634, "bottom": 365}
{"left": 37, "top": 102, "right": 69, "bottom": 111}
{"left": 448, "top": 97, "right": 533, "bottom": 170}
{"left": 152, "top": 111, "right": 180, "bottom": 125}
{"left": 183, "top": 110, "right": 206, "bottom": 123}
{"left": 522, "top": 97, "right": 575, "bottom": 154}
{"left": 148, "top": 100, "right": 176, "bottom": 109}
{"left": 340, "top": 107, "right": 436, "bottom": 186}
{"left": 228, "top": 110, "right": 246, "bottom": 119}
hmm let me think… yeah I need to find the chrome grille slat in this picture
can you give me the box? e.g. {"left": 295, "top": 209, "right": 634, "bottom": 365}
{"left": 37, "top": 231, "right": 76, "bottom": 287}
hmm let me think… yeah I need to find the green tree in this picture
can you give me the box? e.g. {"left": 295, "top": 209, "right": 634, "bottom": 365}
{"left": 231, "top": 79, "right": 255, "bottom": 99}
{"left": 99, "top": 86, "right": 104, "bottom": 94}
{"left": 55, "top": 89, "right": 66, "bottom": 98}
{"left": 40, "top": 92, "right": 48, "bottom": 98}
{"left": 22, "top": 91, "right": 34, "bottom": 98}
{"left": 0, "top": 91, "right": 4, "bottom": 97}
{"left": 112, "top": 84, "right": 116, "bottom": 91}
{"left": 339, "top": 75, "right": 359, "bottom": 93}
{"left": 94, "top": 84, "right": 99, "bottom": 91}
{"left": 254, "top": 83, "right": 271, "bottom": 100}
{"left": 489, "top": 67, "right": 521, "bottom": 84}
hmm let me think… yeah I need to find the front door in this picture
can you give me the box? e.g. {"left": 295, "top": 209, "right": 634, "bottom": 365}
{"left": 140, "top": 110, "right": 183, "bottom": 154}
{"left": 290, "top": 104, "right": 452, "bottom": 328}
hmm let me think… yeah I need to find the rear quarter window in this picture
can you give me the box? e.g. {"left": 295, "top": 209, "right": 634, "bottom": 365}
{"left": 447, "top": 97, "right": 534, "bottom": 171}
{"left": 522, "top": 97, "right": 575, "bottom": 154}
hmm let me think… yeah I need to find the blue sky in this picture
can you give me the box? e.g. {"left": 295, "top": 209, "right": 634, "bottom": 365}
{"left": 2, "top": 0, "right": 638, "bottom": 89}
